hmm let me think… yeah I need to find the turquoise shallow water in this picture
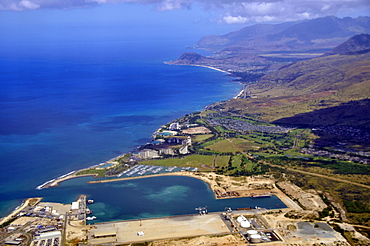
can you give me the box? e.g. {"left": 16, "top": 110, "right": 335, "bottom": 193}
{"left": 0, "top": 40, "right": 243, "bottom": 217}
{"left": 39, "top": 175, "right": 287, "bottom": 223}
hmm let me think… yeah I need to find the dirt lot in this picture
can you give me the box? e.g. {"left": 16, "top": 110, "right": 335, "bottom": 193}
{"left": 149, "top": 234, "right": 244, "bottom": 246}
{"left": 181, "top": 126, "right": 212, "bottom": 134}
{"left": 277, "top": 181, "right": 327, "bottom": 211}
{"left": 263, "top": 212, "right": 350, "bottom": 246}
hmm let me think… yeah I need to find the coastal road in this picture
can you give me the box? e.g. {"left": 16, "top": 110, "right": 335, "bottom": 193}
{"left": 226, "top": 138, "right": 370, "bottom": 190}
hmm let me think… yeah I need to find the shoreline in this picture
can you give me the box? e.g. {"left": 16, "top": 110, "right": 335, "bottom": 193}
{"left": 35, "top": 62, "right": 241, "bottom": 191}
{"left": 89, "top": 171, "right": 297, "bottom": 212}
{"left": 37, "top": 169, "right": 290, "bottom": 204}
{"left": 192, "top": 64, "right": 231, "bottom": 74}
{"left": 0, "top": 197, "right": 42, "bottom": 226}
{"left": 164, "top": 62, "right": 231, "bottom": 74}
{"left": 34, "top": 170, "right": 297, "bottom": 213}
{"left": 36, "top": 173, "right": 99, "bottom": 189}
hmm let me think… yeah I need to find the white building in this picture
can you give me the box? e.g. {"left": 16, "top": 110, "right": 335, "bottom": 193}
{"left": 182, "top": 136, "right": 192, "bottom": 146}
{"left": 34, "top": 231, "right": 61, "bottom": 240}
{"left": 159, "top": 148, "right": 175, "bottom": 156}
{"left": 169, "top": 122, "right": 181, "bottom": 130}
{"left": 138, "top": 149, "right": 160, "bottom": 159}
{"left": 179, "top": 145, "right": 189, "bottom": 155}
{"left": 71, "top": 201, "right": 79, "bottom": 211}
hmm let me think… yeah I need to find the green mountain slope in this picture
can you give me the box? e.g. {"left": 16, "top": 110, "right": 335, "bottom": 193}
{"left": 212, "top": 36, "right": 370, "bottom": 130}
{"left": 252, "top": 52, "right": 370, "bottom": 98}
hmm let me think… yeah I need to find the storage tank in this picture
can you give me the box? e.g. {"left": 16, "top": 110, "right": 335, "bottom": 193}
{"left": 247, "top": 230, "right": 258, "bottom": 235}
{"left": 236, "top": 215, "right": 246, "bottom": 223}
{"left": 250, "top": 234, "right": 262, "bottom": 243}
{"left": 240, "top": 220, "right": 251, "bottom": 228}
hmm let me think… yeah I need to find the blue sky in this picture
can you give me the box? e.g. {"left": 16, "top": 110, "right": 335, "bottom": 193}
{"left": 0, "top": 1, "right": 369, "bottom": 45}
{"left": 0, "top": 4, "right": 241, "bottom": 46}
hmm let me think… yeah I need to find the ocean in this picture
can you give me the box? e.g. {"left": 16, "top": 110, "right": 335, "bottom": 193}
{"left": 0, "top": 40, "right": 241, "bottom": 216}
{"left": 0, "top": 39, "right": 283, "bottom": 221}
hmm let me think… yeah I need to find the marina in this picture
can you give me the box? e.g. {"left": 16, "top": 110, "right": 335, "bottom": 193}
{"left": 116, "top": 164, "right": 198, "bottom": 178}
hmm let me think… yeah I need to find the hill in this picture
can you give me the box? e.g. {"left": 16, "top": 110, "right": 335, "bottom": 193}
{"left": 208, "top": 38, "right": 370, "bottom": 130}
{"left": 251, "top": 52, "right": 370, "bottom": 98}
{"left": 196, "top": 16, "right": 370, "bottom": 52}
{"left": 324, "top": 33, "right": 370, "bottom": 56}
{"left": 166, "top": 52, "right": 269, "bottom": 72}
{"left": 169, "top": 16, "right": 370, "bottom": 74}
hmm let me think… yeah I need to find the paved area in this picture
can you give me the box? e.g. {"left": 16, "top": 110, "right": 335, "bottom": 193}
{"left": 89, "top": 213, "right": 230, "bottom": 245}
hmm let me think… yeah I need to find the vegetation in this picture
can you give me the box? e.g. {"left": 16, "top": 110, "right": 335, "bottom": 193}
{"left": 75, "top": 168, "right": 107, "bottom": 177}
{"left": 200, "top": 138, "right": 239, "bottom": 153}
{"left": 0, "top": 217, "right": 17, "bottom": 228}
{"left": 139, "top": 154, "right": 215, "bottom": 171}
{"left": 211, "top": 53, "right": 370, "bottom": 133}
{"left": 192, "top": 134, "right": 214, "bottom": 142}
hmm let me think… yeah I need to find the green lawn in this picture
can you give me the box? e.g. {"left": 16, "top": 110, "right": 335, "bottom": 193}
{"left": 139, "top": 154, "right": 215, "bottom": 170}
{"left": 205, "top": 139, "right": 239, "bottom": 153}
{"left": 231, "top": 137, "right": 262, "bottom": 151}
{"left": 215, "top": 155, "right": 231, "bottom": 167}
{"left": 192, "top": 134, "right": 214, "bottom": 142}
{"left": 76, "top": 168, "right": 106, "bottom": 177}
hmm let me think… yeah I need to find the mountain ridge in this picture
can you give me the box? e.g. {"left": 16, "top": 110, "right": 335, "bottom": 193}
{"left": 324, "top": 33, "right": 370, "bottom": 56}
{"left": 195, "top": 16, "right": 370, "bottom": 52}
{"left": 169, "top": 16, "right": 370, "bottom": 74}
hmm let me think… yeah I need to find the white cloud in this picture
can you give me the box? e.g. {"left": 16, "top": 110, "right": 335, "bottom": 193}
{"left": 19, "top": 0, "right": 40, "bottom": 10}
{"left": 223, "top": 15, "right": 249, "bottom": 24}
{"left": 87, "top": 0, "right": 108, "bottom": 4}
{"left": 156, "top": 0, "right": 190, "bottom": 11}
{"left": 0, "top": 0, "right": 368, "bottom": 24}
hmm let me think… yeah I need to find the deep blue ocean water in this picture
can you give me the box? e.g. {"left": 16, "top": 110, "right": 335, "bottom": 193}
{"left": 0, "top": 40, "right": 284, "bottom": 221}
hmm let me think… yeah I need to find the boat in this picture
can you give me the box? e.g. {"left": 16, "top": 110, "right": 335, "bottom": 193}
{"left": 87, "top": 199, "right": 94, "bottom": 204}
{"left": 251, "top": 193, "right": 271, "bottom": 198}
{"left": 236, "top": 207, "right": 252, "bottom": 210}
{"left": 195, "top": 206, "right": 208, "bottom": 215}
{"left": 86, "top": 216, "right": 96, "bottom": 220}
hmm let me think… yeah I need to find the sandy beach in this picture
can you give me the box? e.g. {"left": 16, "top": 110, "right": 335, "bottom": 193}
{"left": 0, "top": 197, "right": 42, "bottom": 226}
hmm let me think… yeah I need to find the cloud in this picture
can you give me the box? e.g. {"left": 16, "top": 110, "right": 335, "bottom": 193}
{"left": 0, "top": 0, "right": 369, "bottom": 24}
{"left": 223, "top": 15, "right": 249, "bottom": 24}
{"left": 0, "top": 0, "right": 99, "bottom": 11}
{"left": 19, "top": 0, "right": 40, "bottom": 10}
{"left": 156, "top": 0, "right": 191, "bottom": 11}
